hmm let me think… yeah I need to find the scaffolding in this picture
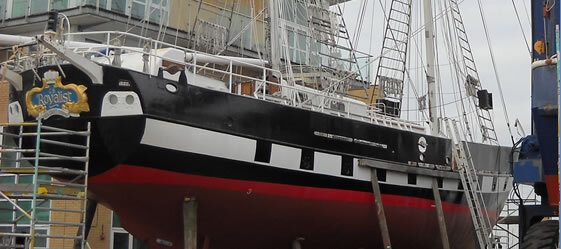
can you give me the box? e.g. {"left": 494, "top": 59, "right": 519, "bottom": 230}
{"left": 0, "top": 121, "right": 91, "bottom": 249}
{"left": 493, "top": 186, "right": 541, "bottom": 249}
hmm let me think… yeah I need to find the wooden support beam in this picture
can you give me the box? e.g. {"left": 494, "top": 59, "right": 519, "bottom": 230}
{"left": 371, "top": 168, "right": 392, "bottom": 249}
{"left": 183, "top": 197, "right": 198, "bottom": 249}
{"left": 432, "top": 179, "right": 450, "bottom": 249}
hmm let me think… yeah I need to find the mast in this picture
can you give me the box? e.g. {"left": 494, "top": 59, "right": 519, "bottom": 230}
{"left": 267, "top": 0, "right": 280, "bottom": 72}
{"left": 423, "top": 0, "right": 440, "bottom": 135}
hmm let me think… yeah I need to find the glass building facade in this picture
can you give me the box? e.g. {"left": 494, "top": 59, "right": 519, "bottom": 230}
{"left": 0, "top": 0, "right": 169, "bottom": 24}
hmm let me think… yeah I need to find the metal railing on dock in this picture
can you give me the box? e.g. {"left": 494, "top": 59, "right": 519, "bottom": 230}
{"left": 0, "top": 120, "right": 91, "bottom": 249}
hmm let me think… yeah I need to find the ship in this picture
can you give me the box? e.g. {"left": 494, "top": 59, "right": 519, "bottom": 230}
{"left": 1, "top": 0, "right": 512, "bottom": 249}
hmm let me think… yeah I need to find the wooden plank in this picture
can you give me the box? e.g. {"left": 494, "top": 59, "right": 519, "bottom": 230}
{"left": 432, "top": 179, "right": 450, "bottom": 249}
{"left": 0, "top": 184, "right": 33, "bottom": 193}
{"left": 183, "top": 197, "right": 198, "bottom": 249}
{"left": 371, "top": 168, "right": 392, "bottom": 249}
{"left": 0, "top": 184, "right": 83, "bottom": 196}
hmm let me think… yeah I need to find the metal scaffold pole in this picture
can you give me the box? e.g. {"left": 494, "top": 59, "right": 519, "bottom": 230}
{"left": 0, "top": 121, "right": 91, "bottom": 249}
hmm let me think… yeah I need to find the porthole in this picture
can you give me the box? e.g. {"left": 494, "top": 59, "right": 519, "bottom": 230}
{"left": 109, "top": 94, "right": 118, "bottom": 104}
{"left": 165, "top": 83, "right": 178, "bottom": 93}
{"left": 125, "top": 95, "right": 135, "bottom": 105}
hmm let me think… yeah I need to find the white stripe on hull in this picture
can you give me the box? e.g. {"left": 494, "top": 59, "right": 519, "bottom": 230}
{"left": 140, "top": 118, "right": 511, "bottom": 194}
{"left": 270, "top": 144, "right": 301, "bottom": 170}
{"left": 142, "top": 118, "right": 257, "bottom": 163}
{"left": 314, "top": 152, "right": 342, "bottom": 176}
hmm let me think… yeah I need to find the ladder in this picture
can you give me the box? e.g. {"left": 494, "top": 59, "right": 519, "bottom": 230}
{"left": 0, "top": 120, "right": 91, "bottom": 249}
{"left": 372, "top": 0, "right": 413, "bottom": 116}
{"left": 448, "top": 0, "right": 498, "bottom": 144}
{"left": 446, "top": 119, "right": 494, "bottom": 249}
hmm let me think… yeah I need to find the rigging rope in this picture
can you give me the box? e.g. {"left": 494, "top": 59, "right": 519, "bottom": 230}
{"left": 351, "top": 0, "right": 369, "bottom": 48}
{"left": 475, "top": 0, "right": 516, "bottom": 145}
{"left": 438, "top": 0, "right": 474, "bottom": 141}
{"left": 375, "top": 0, "right": 429, "bottom": 121}
{"left": 433, "top": 1, "right": 447, "bottom": 120}
{"left": 510, "top": 0, "right": 532, "bottom": 55}
{"left": 520, "top": 0, "right": 532, "bottom": 26}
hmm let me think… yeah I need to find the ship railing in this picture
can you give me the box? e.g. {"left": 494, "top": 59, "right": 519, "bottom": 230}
{"left": 250, "top": 80, "right": 426, "bottom": 133}
{"left": 156, "top": 48, "right": 424, "bottom": 132}
{"left": 6, "top": 52, "right": 69, "bottom": 73}
{"left": 369, "top": 110, "right": 424, "bottom": 132}
{"left": 64, "top": 31, "right": 274, "bottom": 72}
{"left": 58, "top": 32, "right": 346, "bottom": 113}
{"left": 3, "top": 31, "right": 426, "bottom": 133}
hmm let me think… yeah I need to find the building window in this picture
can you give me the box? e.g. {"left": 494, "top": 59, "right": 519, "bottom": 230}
{"left": 111, "top": 0, "right": 127, "bottom": 13}
{"left": 130, "top": 0, "right": 145, "bottom": 19}
{"left": 130, "top": 0, "right": 168, "bottom": 24}
{"left": 0, "top": 226, "right": 48, "bottom": 247}
{"left": 0, "top": 0, "right": 6, "bottom": 20}
{"left": 283, "top": 26, "right": 308, "bottom": 64}
{"left": 11, "top": 0, "right": 27, "bottom": 18}
{"left": 51, "top": 0, "right": 69, "bottom": 10}
{"left": 280, "top": 0, "right": 307, "bottom": 26}
{"left": 84, "top": 0, "right": 108, "bottom": 9}
{"left": 277, "top": 0, "right": 310, "bottom": 65}
{"left": 0, "top": 174, "right": 50, "bottom": 248}
{"left": 30, "top": 0, "right": 48, "bottom": 14}
{"left": 0, "top": 175, "right": 51, "bottom": 224}
{"left": 1, "top": 0, "right": 167, "bottom": 23}
{"left": 111, "top": 212, "right": 148, "bottom": 249}
{"left": 148, "top": 0, "right": 167, "bottom": 23}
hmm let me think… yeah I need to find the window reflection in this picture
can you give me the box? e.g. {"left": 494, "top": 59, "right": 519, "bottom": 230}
{"left": 113, "top": 232, "right": 129, "bottom": 249}
{"left": 112, "top": 0, "right": 127, "bottom": 13}
{"left": 0, "top": 0, "right": 6, "bottom": 19}
{"left": 2, "top": 0, "right": 168, "bottom": 25}
{"left": 52, "top": 0, "right": 69, "bottom": 10}
{"left": 30, "top": 0, "right": 49, "bottom": 15}
{"left": 83, "top": 0, "right": 107, "bottom": 8}
{"left": 112, "top": 212, "right": 148, "bottom": 249}
{"left": 11, "top": 0, "right": 26, "bottom": 18}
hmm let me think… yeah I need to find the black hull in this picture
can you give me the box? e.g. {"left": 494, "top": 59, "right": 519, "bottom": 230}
{"left": 7, "top": 64, "right": 512, "bottom": 249}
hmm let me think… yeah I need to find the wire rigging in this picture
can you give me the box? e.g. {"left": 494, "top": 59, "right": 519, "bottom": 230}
{"left": 438, "top": 0, "right": 474, "bottom": 141}
{"left": 351, "top": 0, "right": 369, "bottom": 48}
{"left": 510, "top": 0, "right": 532, "bottom": 54}
{"left": 475, "top": 0, "right": 516, "bottom": 145}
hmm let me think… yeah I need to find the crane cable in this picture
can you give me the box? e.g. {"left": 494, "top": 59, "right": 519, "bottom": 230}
{"left": 475, "top": 0, "right": 515, "bottom": 145}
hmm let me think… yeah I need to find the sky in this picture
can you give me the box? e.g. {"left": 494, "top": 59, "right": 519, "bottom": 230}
{"left": 339, "top": 0, "right": 532, "bottom": 145}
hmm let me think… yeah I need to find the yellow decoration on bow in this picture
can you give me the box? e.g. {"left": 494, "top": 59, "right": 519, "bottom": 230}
{"left": 25, "top": 70, "right": 89, "bottom": 119}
